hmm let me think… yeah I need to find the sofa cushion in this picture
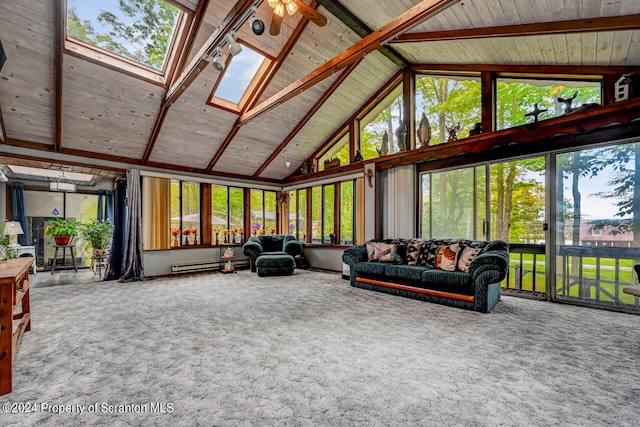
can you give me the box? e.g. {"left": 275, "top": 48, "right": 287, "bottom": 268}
{"left": 384, "top": 264, "right": 430, "bottom": 285}
{"left": 422, "top": 269, "right": 474, "bottom": 294}
{"left": 406, "top": 239, "right": 425, "bottom": 265}
{"left": 457, "top": 246, "right": 483, "bottom": 272}
{"left": 366, "top": 241, "right": 396, "bottom": 261}
{"left": 259, "top": 235, "right": 285, "bottom": 252}
{"left": 434, "top": 242, "right": 460, "bottom": 271}
{"left": 355, "top": 262, "right": 386, "bottom": 276}
{"left": 380, "top": 252, "right": 403, "bottom": 264}
{"left": 425, "top": 239, "right": 461, "bottom": 266}
{"left": 391, "top": 238, "right": 410, "bottom": 263}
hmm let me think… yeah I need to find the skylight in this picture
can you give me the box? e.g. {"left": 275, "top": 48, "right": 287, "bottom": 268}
{"left": 66, "top": 0, "right": 181, "bottom": 71}
{"left": 7, "top": 166, "right": 96, "bottom": 185}
{"left": 213, "top": 46, "right": 268, "bottom": 105}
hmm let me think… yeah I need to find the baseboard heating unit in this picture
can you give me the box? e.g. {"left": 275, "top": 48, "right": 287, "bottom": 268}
{"left": 171, "top": 261, "right": 219, "bottom": 274}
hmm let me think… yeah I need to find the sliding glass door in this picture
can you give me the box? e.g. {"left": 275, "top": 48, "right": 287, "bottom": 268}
{"left": 555, "top": 143, "right": 640, "bottom": 309}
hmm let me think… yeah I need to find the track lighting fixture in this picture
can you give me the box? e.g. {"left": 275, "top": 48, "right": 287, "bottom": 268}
{"left": 249, "top": 16, "right": 265, "bottom": 35}
{"left": 248, "top": 6, "right": 264, "bottom": 35}
{"left": 211, "top": 51, "right": 226, "bottom": 72}
{"left": 225, "top": 32, "right": 242, "bottom": 56}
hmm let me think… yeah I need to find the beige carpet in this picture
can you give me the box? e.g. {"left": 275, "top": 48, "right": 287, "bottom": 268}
{"left": 2, "top": 269, "right": 639, "bottom": 426}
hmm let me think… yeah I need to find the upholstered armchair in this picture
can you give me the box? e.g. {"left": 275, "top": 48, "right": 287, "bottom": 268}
{"left": 242, "top": 234, "right": 303, "bottom": 272}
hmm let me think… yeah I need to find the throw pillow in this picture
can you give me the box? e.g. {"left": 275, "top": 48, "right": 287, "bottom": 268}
{"left": 457, "top": 246, "right": 482, "bottom": 272}
{"left": 406, "top": 239, "right": 424, "bottom": 265}
{"left": 379, "top": 252, "right": 403, "bottom": 264}
{"left": 434, "top": 242, "right": 460, "bottom": 271}
{"left": 366, "top": 241, "right": 396, "bottom": 261}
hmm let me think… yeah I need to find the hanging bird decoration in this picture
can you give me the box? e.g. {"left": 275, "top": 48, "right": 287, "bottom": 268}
{"left": 417, "top": 112, "right": 432, "bottom": 148}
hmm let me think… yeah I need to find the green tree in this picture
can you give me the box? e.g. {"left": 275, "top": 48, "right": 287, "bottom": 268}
{"left": 591, "top": 142, "right": 640, "bottom": 245}
{"left": 67, "top": 0, "right": 179, "bottom": 70}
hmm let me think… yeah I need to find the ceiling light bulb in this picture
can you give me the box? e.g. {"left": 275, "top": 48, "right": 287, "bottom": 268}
{"left": 286, "top": 1, "right": 297, "bottom": 16}
{"left": 285, "top": 161, "right": 291, "bottom": 168}
{"left": 268, "top": 0, "right": 277, "bottom": 8}
{"left": 274, "top": 2, "right": 285, "bottom": 17}
{"left": 212, "top": 53, "right": 226, "bottom": 71}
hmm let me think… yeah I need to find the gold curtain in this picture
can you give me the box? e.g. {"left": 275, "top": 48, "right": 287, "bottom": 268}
{"left": 142, "top": 177, "right": 171, "bottom": 250}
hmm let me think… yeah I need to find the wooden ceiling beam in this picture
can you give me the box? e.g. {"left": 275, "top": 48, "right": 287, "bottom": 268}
{"left": 165, "top": 0, "right": 256, "bottom": 106}
{"left": 252, "top": 58, "right": 362, "bottom": 178}
{"left": 0, "top": 106, "right": 6, "bottom": 143}
{"left": 206, "top": 1, "right": 318, "bottom": 173}
{"left": 394, "top": 14, "right": 640, "bottom": 43}
{"left": 166, "top": 0, "right": 211, "bottom": 88}
{"left": 409, "top": 63, "right": 639, "bottom": 76}
{"left": 315, "top": 0, "right": 408, "bottom": 68}
{"left": 142, "top": 0, "right": 256, "bottom": 164}
{"left": 54, "top": 0, "right": 65, "bottom": 153}
{"left": 240, "top": 0, "right": 460, "bottom": 125}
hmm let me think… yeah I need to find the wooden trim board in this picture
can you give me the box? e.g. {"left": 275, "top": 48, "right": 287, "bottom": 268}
{"left": 355, "top": 277, "right": 475, "bottom": 303}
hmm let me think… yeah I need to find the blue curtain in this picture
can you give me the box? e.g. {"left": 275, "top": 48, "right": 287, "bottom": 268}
{"left": 97, "top": 190, "right": 114, "bottom": 222}
{"left": 105, "top": 180, "right": 127, "bottom": 281}
{"left": 11, "top": 183, "right": 30, "bottom": 245}
{"left": 97, "top": 190, "right": 105, "bottom": 221}
{"left": 120, "top": 169, "right": 145, "bottom": 282}
{"left": 106, "top": 191, "right": 114, "bottom": 222}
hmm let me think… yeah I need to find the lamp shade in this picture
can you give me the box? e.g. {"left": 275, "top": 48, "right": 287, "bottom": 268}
{"left": 4, "top": 221, "right": 24, "bottom": 235}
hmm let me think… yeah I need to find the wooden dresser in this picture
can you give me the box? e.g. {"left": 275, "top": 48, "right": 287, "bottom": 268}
{"left": 0, "top": 257, "right": 32, "bottom": 395}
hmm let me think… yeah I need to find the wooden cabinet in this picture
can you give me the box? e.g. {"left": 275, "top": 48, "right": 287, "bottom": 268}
{"left": 0, "top": 258, "right": 32, "bottom": 395}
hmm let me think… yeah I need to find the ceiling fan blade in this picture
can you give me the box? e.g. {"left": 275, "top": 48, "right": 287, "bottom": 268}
{"left": 270, "top": 11, "right": 283, "bottom": 36}
{"left": 295, "top": 0, "right": 327, "bottom": 27}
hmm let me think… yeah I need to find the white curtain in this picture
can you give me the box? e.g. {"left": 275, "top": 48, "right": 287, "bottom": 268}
{"left": 382, "top": 165, "right": 416, "bottom": 239}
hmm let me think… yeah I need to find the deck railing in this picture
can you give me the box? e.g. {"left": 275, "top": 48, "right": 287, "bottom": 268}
{"left": 504, "top": 243, "right": 640, "bottom": 310}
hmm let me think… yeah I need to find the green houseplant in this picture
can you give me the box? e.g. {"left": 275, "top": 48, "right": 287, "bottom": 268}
{"left": 79, "top": 219, "right": 114, "bottom": 255}
{"left": 45, "top": 218, "right": 80, "bottom": 246}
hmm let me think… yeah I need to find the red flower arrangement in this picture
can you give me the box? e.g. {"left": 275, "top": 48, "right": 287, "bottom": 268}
{"left": 171, "top": 228, "right": 181, "bottom": 236}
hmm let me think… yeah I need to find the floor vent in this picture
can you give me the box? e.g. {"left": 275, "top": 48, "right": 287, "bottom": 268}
{"left": 171, "top": 262, "right": 218, "bottom": 274}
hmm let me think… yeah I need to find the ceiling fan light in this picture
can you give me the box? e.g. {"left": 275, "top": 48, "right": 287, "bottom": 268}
{"left": 286, "top": 1, "right": 298, "bottom": 16}
{"left": 274, "top": 2, "right": 285, "bottom": 17}
{"left": 267, "top": 0, "right": 277, "bottom": 8}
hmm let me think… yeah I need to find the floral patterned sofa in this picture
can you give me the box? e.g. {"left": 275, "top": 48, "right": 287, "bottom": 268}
{"left": 342, "top": 238, "right": 509, "bottom": 313}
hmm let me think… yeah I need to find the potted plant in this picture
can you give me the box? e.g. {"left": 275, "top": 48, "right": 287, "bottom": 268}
{"left": 79, "top": 219, "right": 114, "bottom": 256}
{"left": 45, "top": 218, "right": 80, "bottom": 246}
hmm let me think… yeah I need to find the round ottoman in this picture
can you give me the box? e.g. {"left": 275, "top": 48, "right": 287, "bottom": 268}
{"left": 255, "top": 254, "right": 295, "bottom": 277}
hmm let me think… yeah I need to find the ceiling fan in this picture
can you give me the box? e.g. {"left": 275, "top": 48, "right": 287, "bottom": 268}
{"left": 267, "top": 0, "right": 327, "bottom": 36}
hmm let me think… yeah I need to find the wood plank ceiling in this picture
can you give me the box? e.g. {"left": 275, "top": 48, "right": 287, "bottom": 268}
{"left": 0, "top": 0, "right": 639, "bottom": 184}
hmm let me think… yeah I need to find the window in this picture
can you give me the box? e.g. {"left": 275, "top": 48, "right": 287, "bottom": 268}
{"left": 340, "top": 181, "right": 356, "bottom": 245}
{"left": 250, "top": 189, "right": 277, "bottom": 234}
{"left": 360, "top": 83, "right": 404, "bottom": 160}
{"left": 289, "top": 189, "right": 307, "bottom": 241}
{"left": 415, "top": 74, "right": 481, "bottom": 145}
{"left": 318, "top": 132, "right": 350, "bottom": 171}
{"left": 211, "top": 185, "right": 229, "bottom": 233}
{"left": 66, "top": 0, "right": 182, "bottom": 72}
{"left": 323, "top": 185, "right": 335, "bottom": 243}
{"left": 496, "top": 77, "right": 601, "bottom": 130}
{"left": 171, "top": 180, "right": 201, "bottom": 246}
{"left": 212, "top": 45, "right": 270, "bottom": 109}
{"left": 303, "top": 180, "right": 357, "bottom": 245}
{"left": 311, "top": 186, "right": 322, "bottom": 242}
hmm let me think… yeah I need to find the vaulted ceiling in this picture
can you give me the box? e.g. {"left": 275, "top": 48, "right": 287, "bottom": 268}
{"left": 0, "top": 0, "right": 639, "bottom": 184}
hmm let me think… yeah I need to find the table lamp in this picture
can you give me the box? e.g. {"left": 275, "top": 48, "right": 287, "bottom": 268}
{"left": 4, "top": 221, "right": 24, "bottom": 246}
